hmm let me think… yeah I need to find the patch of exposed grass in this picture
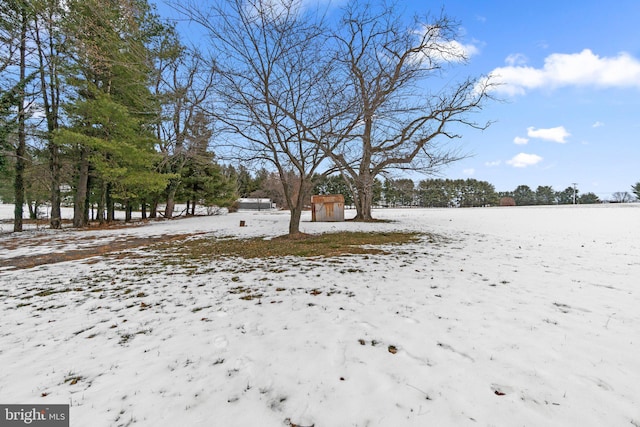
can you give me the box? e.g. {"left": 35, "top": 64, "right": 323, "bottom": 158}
{"left": 168, "top": 231, "right": 424, "bottom": 260}
{"left": 119, "top": 333, "right": 133, "bottom": 344}
{"left": 64, "top": 374, "right": 83, "bottom": 385}
{"left": 34, "top": 288, "right": 75, "bottom": 297}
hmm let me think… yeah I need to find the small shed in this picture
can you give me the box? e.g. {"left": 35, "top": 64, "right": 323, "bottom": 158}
{"left": 311, "top": 194, "right": 344, "bottom": 222}
{"left": 499, "top": 197, "right": 516, "bottom": 207}
{"left": 237, "top": 198, "right": 275, "bottom": 210}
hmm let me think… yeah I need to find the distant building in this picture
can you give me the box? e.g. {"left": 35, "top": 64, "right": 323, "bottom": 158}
{"left": 237, "top": 198, "right": 276, "bottom": 210}
{"left": 499, "top": 197, "right": 516, "bottom": 207}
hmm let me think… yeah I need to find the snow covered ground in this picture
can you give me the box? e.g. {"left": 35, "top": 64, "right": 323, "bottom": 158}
{"left": 0, "top": 204, "right": 639, "bottom": 426}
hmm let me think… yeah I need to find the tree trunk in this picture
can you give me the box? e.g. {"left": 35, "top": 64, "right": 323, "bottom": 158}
{"left": 83, "top": 175, "right": 90, "bottom": 225}
{"left": 165, "top": 179, "right": 179, "bottom": 218}
{"left": 27, "top": 200, "right": 36, "bottom": 220}
{"left": 49, "top": 143, "right": 62, "bottom": 229}
{"left": 149, "top": 198, "right": 158, "bottom": 219}
{"left": 106, "top": 184, "right": 114, "bottom": 222}
{"left": 141, "top": 203, "right": 147, "bottom": 219}
{"left": 14, "top": 141, "right": 26, "bottom": 231}
{"left": 165, "top": 190, "right": 175, "bottom": 218}
{"left": 27, "top": 198, "right": 42, "bottom": 220}
{"left": 73, "top": 148, "right": 89, "bottom": 227}
{"left": 97, "top": 182, "right": 106, "bottom": 224}
{"left": 125, "top": 200, "right": 132, "bottom": 222}
{"left": 13, "top": 7, "right": 28, "bottom": 233}
{"left": 289, "top": 204, "right": 302, "bottom": 235}
{"left": 353, "top": 173, "right": 374, "bottom": 221}
{"left": 287, "top": 177, "right": 313, "bottom": 235}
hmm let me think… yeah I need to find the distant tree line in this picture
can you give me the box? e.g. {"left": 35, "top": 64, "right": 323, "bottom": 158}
{"left": 232, "top": 172, "right": 638, "bottom": 208}
{"left": 498, "top": 185, "right": 602, "bottom": 206}
{"left": 231, "top": 172, "right": 498, "bottom": 208}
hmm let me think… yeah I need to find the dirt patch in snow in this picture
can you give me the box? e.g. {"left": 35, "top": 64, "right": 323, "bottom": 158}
{"left": 0, "top": 233, "right": 200, "bottom": 271}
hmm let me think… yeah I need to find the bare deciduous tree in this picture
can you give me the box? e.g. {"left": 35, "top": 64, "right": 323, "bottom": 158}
{"left": 322, "top": 1, "right": 494, "bottom": 220}
{"left": 611, "top": 191, "right": 633, "bottom": 203}
{"left": 152, "top": 37, "right": 217, "bottom": 218}
{"left": 180, "top": 0, "right": 334, "bottom": 235}
{"left": 32, "top": 0, "right": 65, "bottom": 229}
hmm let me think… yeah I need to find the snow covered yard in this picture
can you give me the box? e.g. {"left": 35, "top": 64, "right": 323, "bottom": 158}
{"left": 1, "top": 205, "right": 639, "bottom": 426}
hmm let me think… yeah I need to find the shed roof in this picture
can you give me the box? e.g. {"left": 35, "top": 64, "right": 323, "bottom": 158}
{"left": 311, "top": 194, "right": 345, "bottom": 204}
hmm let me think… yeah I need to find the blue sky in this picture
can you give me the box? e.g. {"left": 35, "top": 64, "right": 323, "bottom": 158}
{"left": 153, "top": 0, "right": 640, "bottom": 198}
{"left": 430, "top": 0, "right": 640, "bottom": 197}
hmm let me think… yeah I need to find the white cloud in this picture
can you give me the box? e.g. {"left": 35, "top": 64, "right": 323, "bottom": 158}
{"left": 507, "top": 153, "right": 543, "bottom": 168}
{"left": 463, "top": 168, "right": 475, "bottom": 176}
{"left": 592, "top": 121, "right": 605, "bottom": 128}
{"left": 485, "top": 160, "right": 501, "bottom": 167}
{"left": 505, "top": 53, "right": 528, "bottom": 67}
{"left": 415, "top": 25, "right": 480, "bottom": 64}
{"left": 513, "top": 136, "right": 529, "bottom": 145}
{"left": 536, "top": 40, "right": 549, "bottom": 50}
{"left": 527, "top": 126, "right": 570, "bottom": 143}
{"left": 488, "top": 49, "right": 640, "bottom": 95}
{"left": 445, "top": 40, "right": 480, "bottom": 60}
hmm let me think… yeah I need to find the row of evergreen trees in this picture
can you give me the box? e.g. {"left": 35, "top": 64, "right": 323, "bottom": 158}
{"left": 226, "top": 169, "right": 500, "bottom": 208}
{"left": 315, "top": 178, "right": 603, "bottom": 208}
{"left": 500, "top": 185, "right": 601, "bottom": 206}
{"left": 234, "top": 170, "right": 608, "bottom": 208}
{"left": 1, "top": 0, "right": 236, "bottom": 230}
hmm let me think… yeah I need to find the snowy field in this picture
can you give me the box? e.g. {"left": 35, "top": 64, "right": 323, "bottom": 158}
{"left": 0, "top": 204, "right": 639, "bottom": 426}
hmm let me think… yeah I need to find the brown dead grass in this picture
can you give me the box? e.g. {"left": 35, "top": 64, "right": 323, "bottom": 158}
{"left": 170, "top": 231, "right": 424, "bottom": 260}
{"left": 0, "top": 233, "right": 201, "bottom": 271}
{"left": 1, "top": 228, "right": 426, "bottom": 271}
